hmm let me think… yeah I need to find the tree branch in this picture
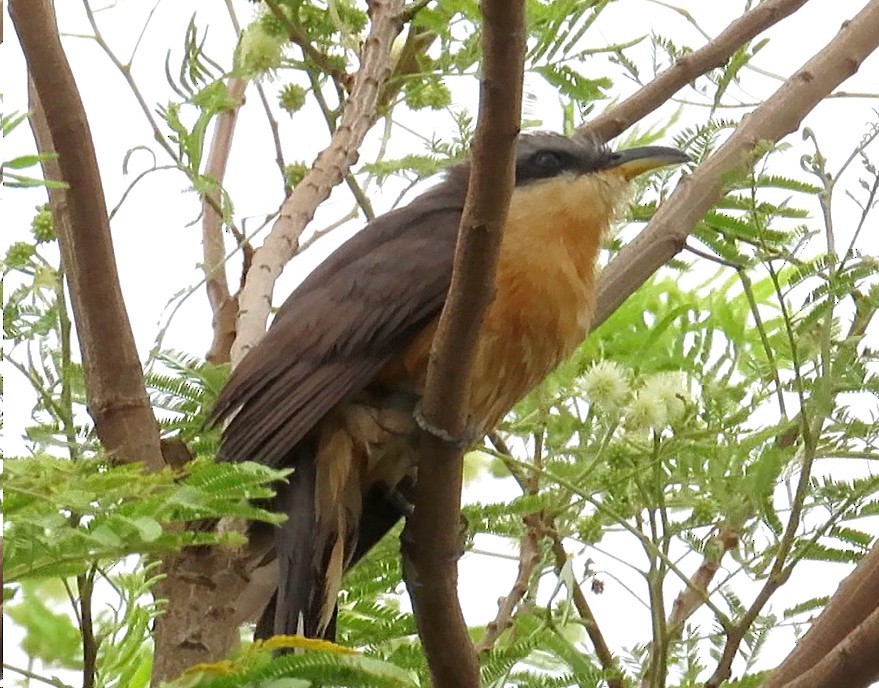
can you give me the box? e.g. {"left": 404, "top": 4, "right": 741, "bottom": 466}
{"left": 546, "top": 526, "right": 624, "bottom": 688}
{"left": 666, "top": 524, "right": 738, "bottom": 638}
{"left": 762, "top": 542, "right": 879, "bottom": 688}
{"left": 13, "top": 0, "right": 164, "bottom": 472}
{"left": 263, "top": 0, "right": 348, "bottom": 83}
{"left": 590, "top": 0, "right": 879, "bottom": 331}
{"left": 401, "top": 1, "right": 525, "bottom": 686}
{"left": 474, "top": 515, "right": 540, "bottom": 654}
{"left": 577, "top": 0, "right": 811, "bottom": 144}
{"left": 488, "top": 434, "right": 624, "bottom": 686}
{"left": 778, "top": 600, "right": 879, "bottom": 688}
{"left": 202, "top": 77, "right": 246, "bottom": 364}
{"left": 231, "top": 0, "right": 406, "bottom": 364}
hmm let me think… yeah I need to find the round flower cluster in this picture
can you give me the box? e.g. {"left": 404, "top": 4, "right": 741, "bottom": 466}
{"left": 581, "top": 362, "right": 689, "bottom": 432}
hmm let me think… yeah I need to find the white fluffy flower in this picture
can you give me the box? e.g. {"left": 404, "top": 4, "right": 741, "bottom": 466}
{"left": 580, "top": 361, "right": 631, "bottom": 410}
{"left": 625, "top": 387, "right": 669, "bottom": 431}
{"left": 626, "top": 372, "right": 689, "bottom": 431}
{"left": 642, "top": 373, "right": 689, "bottom": 424}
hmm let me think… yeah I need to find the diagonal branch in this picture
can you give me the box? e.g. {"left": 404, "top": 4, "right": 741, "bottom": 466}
{"left": 577, "top": 0, "right": 812, "bottom": 144}
{"left": 475, "top": 515, "right": 541, "bottom": 654}
{"left": 763, "top": 542, "right": 879, "bottom": 688}
{"left": 13, "top": 0, "right": 164, "bottom": 472}
{"left": 591, "top": 0, "right": 879, "bottom": 332}
{"left": 665, "top": 524, "right": 739, "bottom": 638}
{"left": 778, "top": 602, "right": 879, "bottom": 688}
{"left": 231, "top": 0, "right": 406, "bottom": 364}
{"left": 402, "top": 1, "right": 526, "bottom": 686}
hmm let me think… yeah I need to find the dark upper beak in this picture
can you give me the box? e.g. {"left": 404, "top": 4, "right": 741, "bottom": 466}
{"left": 604, "top": 146, "right": 691, "bottom": 180}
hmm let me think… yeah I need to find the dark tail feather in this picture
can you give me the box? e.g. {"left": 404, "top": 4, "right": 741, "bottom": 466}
{"left": 257, "top": 441, "right": 327, "bottom": 639}
{"left": 257, "top": 592, "right": 338, "bottom": 640}
{"left": 255, "top": 481, "right": 409, "bottom": 642}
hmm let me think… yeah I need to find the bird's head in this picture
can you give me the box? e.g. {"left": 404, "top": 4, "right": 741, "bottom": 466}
{"left": 514, "top": 132, "right": 689, "bottom": 186}
{"left": 505, "top": 132, "right": 689, "bottom": 242}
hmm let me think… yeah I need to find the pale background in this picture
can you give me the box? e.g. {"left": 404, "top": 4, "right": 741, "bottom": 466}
{"left": 3, "top": 0, "right": 878, "bottom": 685}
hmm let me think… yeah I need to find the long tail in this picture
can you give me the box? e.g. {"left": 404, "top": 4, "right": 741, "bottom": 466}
{"left": 257, "top": 441, "right": 334, "bottom": 639}
{"left": 253, "top": 400, "right": 418, "bottom": 640}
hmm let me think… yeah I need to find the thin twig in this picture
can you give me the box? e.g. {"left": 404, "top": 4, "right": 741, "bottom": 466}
{"left": 545, "top": 525, "right": 624, "bottom": 688}
{"left": 79, "top": 0, "right": 178, "bottom": 161}
{"left": 3, "top": 664, "right": 70, "bottom": 688}
{"left": 263, "top": 0, "right": 348, "bottom": 82}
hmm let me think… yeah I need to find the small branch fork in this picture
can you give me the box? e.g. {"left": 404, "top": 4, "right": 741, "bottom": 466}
{"left": 590, "top": 0, "right": 879, "bottom": 331}
{"left": 402, "top": 1, "right": 526, "bottom": 686}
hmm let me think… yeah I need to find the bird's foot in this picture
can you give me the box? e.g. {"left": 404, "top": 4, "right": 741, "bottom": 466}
{"left": 413, "top": 405, "right": 476, "bottom": 451}
{"left": 384, "top": 485, "right": 415, "bottom": 517}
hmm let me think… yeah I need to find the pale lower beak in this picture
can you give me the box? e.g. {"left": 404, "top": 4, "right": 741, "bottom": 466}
{"left": 604, "top": 146, "right": 690, "bottom": 180}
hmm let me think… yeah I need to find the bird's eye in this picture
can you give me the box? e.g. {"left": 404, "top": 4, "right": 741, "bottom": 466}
{"left": 533, "top": 150, "right": 562, "bottom": 171}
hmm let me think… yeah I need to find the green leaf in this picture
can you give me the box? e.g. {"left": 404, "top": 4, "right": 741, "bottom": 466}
{"left": 6, "top": 583, "right": 82, "bottom": 668}
{"left": 533, "top": 65, "right": 610, "bottom": 102}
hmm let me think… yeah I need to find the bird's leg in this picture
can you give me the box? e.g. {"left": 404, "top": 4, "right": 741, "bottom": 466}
{"left": 412, "top": 404, "right": 477, "bottom": 451}
{"left": 383, "top": 483, "right": 415, "bottom": 517}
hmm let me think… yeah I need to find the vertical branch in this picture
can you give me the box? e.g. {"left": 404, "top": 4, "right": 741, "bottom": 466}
{"left": 202, "top": 77, "right": 246, "bottom": 364}
{"left": 12, "top": 0, "right": 164, "bottom": 472}
{"left": 77, "top": 569, "right": 97, "bottom": 688}
{"left": 402, "top": 1, "right": 526, "bottom": 686}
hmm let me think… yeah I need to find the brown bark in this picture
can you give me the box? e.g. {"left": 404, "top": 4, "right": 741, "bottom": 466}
{"left": 763, "top": 543, "right": 879, "bottom": 688}
{"left": 401, "top": 1, "right": 526, "bottom": 686}
{"left": 591, "top": 0, "right": 879, "bottom": 332}
{"left": 12, "top": 0, "right": 164, "bottom": 472}
{"left": 577, "top": 0, "right": 812, "bottom": 144}
{"left": 779, "top": 603, "right": 879, "bottom": 688}
{"left": 231, "top": 0, "right": 406, "bottom": 364}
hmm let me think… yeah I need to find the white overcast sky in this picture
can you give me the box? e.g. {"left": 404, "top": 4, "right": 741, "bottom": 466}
{"left": 3, "top": 0, "right": 879, "bottom": 685}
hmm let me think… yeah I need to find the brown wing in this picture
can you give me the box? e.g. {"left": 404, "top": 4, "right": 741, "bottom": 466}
{"left": 211, "top": 170, "right": 468, "bottom": 467}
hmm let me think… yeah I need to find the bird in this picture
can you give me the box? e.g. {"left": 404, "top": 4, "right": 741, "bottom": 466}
{"left": 210, "top": 132, "right": 689, "bottom": 640}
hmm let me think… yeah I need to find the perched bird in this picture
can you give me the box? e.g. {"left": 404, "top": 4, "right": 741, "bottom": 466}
{"left": 211, "top": 132, "right": 688, "bottom": 640}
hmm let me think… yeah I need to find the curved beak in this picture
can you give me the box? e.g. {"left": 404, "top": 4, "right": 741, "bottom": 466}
{"left": 604, "top": 146, "right": 690, "bottom": 180}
